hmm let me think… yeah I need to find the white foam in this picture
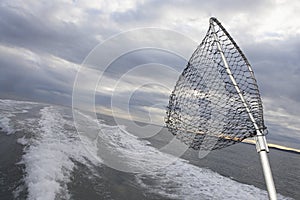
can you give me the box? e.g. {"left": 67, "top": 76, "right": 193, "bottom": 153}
{"left": 98, "top": 124, "right": 179, "bottom": 172}
{"left": 3, "top": 99, "right": 291, "bottom": 200}
{"left": 0, "top": 99, "right": 38, "bottom": 113}
{"left": 17, "top": 136, "right": 28, "bottom": 145}
{"left": 21, "top": 106, "right": 97, "bottom": 200}
{"left": 74, "top": 109, "right": 180, "bottom": 172}
{"left": 0, "top": 98, "right": 40, "bottom": 135}
{"left": 136, "top": 159, "right": 292, "bottom": 200}
{"left": 76, "top": 113, "right": 292, "bottom": 199}
{"left": 0, "top": 115, "right": 15, "bottom": 134}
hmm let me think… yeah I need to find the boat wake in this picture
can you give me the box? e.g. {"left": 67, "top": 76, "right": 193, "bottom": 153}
{"left": 0, "top": 99, "right": 293, "bottom": 200}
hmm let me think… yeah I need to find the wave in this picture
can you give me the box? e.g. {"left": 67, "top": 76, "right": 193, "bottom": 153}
{"left": 0, "top": 115, "right": 14, "bottom": 134}
{"left": 77, "top": 111, "right": 292, "bottom": 200}
{"left": 136, "top": 159, "right": 286, "bottom": 200}
{"left": 0, "top": 99, "right": 39, "bottom": 135}
{"left": 0, "top": 99, "right": 293, "bottom": 200}
{"left": 19, "top": 106, "right": 98, "bottom": 200}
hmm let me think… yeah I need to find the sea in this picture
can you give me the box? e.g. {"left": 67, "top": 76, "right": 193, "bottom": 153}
{"left": 0, "top": 98, "right": 299, "bottom": 200}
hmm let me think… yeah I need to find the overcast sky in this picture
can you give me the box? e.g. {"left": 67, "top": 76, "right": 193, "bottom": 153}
{"left": 0, "top": 0, "right": 300, "bottom": 148}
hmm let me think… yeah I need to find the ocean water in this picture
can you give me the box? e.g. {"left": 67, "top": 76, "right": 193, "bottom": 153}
{"left": 0, "top": 99, "right": 299, "bottom": 200}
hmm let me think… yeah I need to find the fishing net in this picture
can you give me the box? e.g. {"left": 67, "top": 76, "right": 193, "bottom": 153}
{"left": 165, "top": 17, "right": 266, "bottom": 150}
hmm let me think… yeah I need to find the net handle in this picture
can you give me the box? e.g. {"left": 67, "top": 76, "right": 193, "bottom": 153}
{"left": 210, "top": 17, "right": 277, "bottom": 200}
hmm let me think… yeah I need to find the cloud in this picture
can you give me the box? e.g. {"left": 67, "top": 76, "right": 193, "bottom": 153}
{"left": 0, "top": 1, "right": 109, "bottom": 63}
{"left": 0, "top": 44, "right": 78, "bottom": 105}
{"left": 244, "top": 35, "right": 300, "bottom": 104}
{"left": 0, "top": 0, "right": 300, "bottom": 147}
{"left": 263, "top": 97, "right": 300, "bottom": 148}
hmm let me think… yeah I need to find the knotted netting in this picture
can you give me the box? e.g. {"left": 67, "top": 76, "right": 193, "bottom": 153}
{"left": 165, "top": 17, "right": 266, "bottom": 150}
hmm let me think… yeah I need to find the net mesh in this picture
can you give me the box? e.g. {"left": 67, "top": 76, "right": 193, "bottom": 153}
{"left": 165, "top": 17, "right": 266, "bottom": 150}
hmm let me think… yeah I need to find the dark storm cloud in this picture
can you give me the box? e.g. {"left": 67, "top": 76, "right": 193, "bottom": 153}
{"left": 0, "top": 45, "right": 77, "bottom": 105}
{"left": 241, "top": 36, "right": 300, "bottom": 146}
{"left": 244, "top": 35, "right": 300, "bottom": 104}
{"left": 0, "top": 0, "right": 299, "bottom": 146}
{"left": 102, "top": 48, "right": 186, "bottom": 81}
{"left": 0, "top": 3, "right": 99, "bottom": 63}
{"left": 0, "top": 1, "right": 121, "bottom": 106}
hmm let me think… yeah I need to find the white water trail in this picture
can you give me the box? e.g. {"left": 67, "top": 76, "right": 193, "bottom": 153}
{"left": 21, "top": 106, "right": 97, "bottom": 200}
{"left": 76, "top": 111, "right": 292, "bottom": 200}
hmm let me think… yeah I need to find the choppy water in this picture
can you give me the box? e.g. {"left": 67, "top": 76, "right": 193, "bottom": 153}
{"left": 0, "top": 99, "right": 298, "bottom": 199}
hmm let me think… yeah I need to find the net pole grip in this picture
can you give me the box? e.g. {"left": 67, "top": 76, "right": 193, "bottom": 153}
{"left": 258, "top": 148, "right": 277, "bottom": 200}
{"left": 256, "top": 132, "right": 277, "bottom": 200}
{"left": 255, "top": 134, "right": 269, "bottom": 153}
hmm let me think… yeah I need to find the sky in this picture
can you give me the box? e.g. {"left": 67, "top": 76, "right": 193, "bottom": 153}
{"left": 0, "top": 0, "right": 300, "bottom": 148}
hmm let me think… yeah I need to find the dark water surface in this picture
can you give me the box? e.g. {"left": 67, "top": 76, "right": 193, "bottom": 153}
{"left": 0, "top": 99, "right": 298, "bottom": 200}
